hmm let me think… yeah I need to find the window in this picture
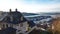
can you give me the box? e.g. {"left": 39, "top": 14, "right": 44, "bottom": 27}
{"left": 3, "top": 24, "right": 5, "bottom": 28}
{"left": 16, "top": 24, "right": 19, "bottom": 26}
{"left": 6, "top": 24, "right": 8, "bottom": 28}
{"left": 18, "top": 30, "right": 21, "bottom": 32}
{"left": 20, "top": 23, "right": 23, "bottom": 27}
{"left": 2, "top": 24, "right": 5, "bottom": 29}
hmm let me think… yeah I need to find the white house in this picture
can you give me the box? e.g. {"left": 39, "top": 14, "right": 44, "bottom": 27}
{"left": 0, "top": 9, "right": 30, "bottom": 34}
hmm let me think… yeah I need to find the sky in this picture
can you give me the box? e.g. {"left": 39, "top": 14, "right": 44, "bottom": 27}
{"left": 0, "top": 0, "right": 60, "bottom": 13}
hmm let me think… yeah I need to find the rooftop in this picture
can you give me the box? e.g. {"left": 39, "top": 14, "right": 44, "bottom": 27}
{"left": 0, "top": 9, "right": 27, "bottom": 24}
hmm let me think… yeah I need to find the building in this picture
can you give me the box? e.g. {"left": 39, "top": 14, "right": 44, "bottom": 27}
{"left": 0, "top": 9, "right": 35, "bottom": 34}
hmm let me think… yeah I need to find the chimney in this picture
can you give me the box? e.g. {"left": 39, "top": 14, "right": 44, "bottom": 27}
{"left": 15, "top": 8, "right": 18, "bottom": 12}
{"left": 9, "top": 9, "right": 12, "bottom": 12}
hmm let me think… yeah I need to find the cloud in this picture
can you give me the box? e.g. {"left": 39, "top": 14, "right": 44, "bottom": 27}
{"left": 17, "top": 3, "right": 60, "bottom": 13}
{"left": 20, "top": 0, "right": 60, "bottom": 4}
{"left": 0, "top": 0, "right": 60, "bottom": 13}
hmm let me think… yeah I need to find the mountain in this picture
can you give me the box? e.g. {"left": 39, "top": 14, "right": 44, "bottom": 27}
{"left": 22, "top": 12, "right": 60, "bottom": 16}
{"left": 22, "top": 12, "right": 39, "bottom": 16}
{"left": 38, "top": 12, "right": 60, "bottom": 15}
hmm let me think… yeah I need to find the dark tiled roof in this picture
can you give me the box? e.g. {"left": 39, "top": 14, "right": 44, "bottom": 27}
{"left": 0, "top": 12, "right": 8, "bottom": 21}
{"left": 2, "top": 10, "right": 27, "bottom": 24}
{"left": 28, "top": 21, "right": 35, "bottom": 28}
{"left": 0, "top": 27, "right": 17, "bottom": 34}
{"left": 0, "top": 9, "right": 36, "bottom": 27}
